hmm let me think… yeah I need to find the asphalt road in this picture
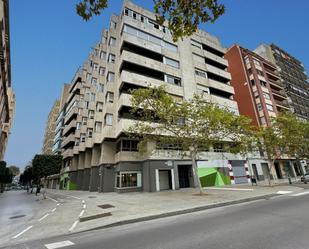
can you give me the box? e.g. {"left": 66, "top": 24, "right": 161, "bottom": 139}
{"left": 4, "top": 190, "right": 309, "bottom": 249}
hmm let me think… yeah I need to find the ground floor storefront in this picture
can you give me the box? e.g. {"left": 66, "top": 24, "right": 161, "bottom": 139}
{"left": 54, "top": 159, "right": 253, "bottom": 193}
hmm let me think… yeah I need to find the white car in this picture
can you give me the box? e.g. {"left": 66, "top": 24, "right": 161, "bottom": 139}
{"left": 300, "top": 173, "right": 309, "bottom": 184}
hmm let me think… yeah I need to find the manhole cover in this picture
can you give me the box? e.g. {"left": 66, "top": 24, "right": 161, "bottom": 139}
{"left": 98, "top": 204, "right": 115, "bottom": 209}
{"left": 88, "top": 196, "right": 97, "bottom": 199}
{"left": 10, "top": 214, "right": 26, "bottom": 219}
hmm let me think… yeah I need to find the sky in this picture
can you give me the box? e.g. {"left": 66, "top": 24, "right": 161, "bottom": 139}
{"left": 5, "top": 0, "right": 309, "bottom": 170}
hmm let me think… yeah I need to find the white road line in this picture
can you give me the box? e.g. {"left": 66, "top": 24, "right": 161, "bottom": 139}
{"left": 83, "top": 204, "right": 86, "bottom": 209}
{"left": 277, "top": 190, "right": 293, "bottom": 195}
{"left": 46, "top": 196, "right": 58, "bottom": 203}
{"left": 56, "top": 203, "right": 60, "bottom": 206}
{"left": 82, "top": 200, "right": 85, "bottom": 204}
{"left": 45, "top": 240, "right": 75, "bottom": 249}
{"left": 79, "top": 210, "right": 85, "bottom": 217}
{"left": 291, "top": 191, "right": 309, "bottom": 197}
{"left": 205, "top": 187, "right": 254, "bottom": 191}
{"left": 69, "top": 220, "right": 79, "bottom": 232}
{"left": 51, "top": 208, "right": 57, "bottom": 212}
{"left": 38, "top": 213, "right": 50, "bottom": 222}
{"left": 13, "top": 226, "right": 33, "bottom": 239}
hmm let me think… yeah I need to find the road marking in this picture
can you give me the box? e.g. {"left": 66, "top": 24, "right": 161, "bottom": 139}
{"left": 38, "top": 213, "right": 50, "bottom": 221}
{"left": 56, "top": 203, "right": 60, "bottom": 206}
{"left": 83, "top": 204, "right": 86, "bottom": 209}
{"left": 13, "top": 226, "right": 33, "bottom": 239}
{"left": 205, "top": 187, "right": 254, "bottom": 191}
{"left": 45, "top": 240, "right": 75, "bottom": 249}
{"left": 291, "top": 191, "right": 309, "bottom": 197}
{"left": 82, "top": 200, "right": 85, "bottom": 204}
{"left": 277, "top": 191, "right": 293, "bottom": 195}
{"left": 51, "top": 208, "right": 57, "bottom": 212}
{"left": 69, "top": 220, "right": 79, "bottom": 232}
{"left": 46, "top": 196, "right": 58, "bottom": 203}
{"left": 79, "top": 210, "right": 85, "bottom": 217}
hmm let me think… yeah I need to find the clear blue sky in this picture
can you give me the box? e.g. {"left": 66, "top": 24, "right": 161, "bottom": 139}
{"left": 5, "top": 0, "right": 309, "bottom": 170}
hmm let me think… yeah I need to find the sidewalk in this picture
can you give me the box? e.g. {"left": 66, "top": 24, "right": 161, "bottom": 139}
{"left": 46, "top": 183, "right": 304, "bottom": 234}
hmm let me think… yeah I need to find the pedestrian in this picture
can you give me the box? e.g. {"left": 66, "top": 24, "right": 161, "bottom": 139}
{"left": 36, "top": 184, "right": 41, "bottom": 196}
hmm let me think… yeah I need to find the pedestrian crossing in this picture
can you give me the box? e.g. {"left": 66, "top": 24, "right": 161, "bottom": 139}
{"left": 276, "top": 190, "right": 309, "bottom": 197}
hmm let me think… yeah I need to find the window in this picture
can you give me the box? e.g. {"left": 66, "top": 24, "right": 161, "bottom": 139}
{"left": 193, "top": 53, "right": 205, "bottom": 64}
{"left": 263, "top": 92, "right": 271, "bottom": 100}
{"left": 109, "top": 37, "right": 116, "bottom": 47}
{"left": 97, "top": 83, "right": 104, "bottom": 92}
{"left": 108, "top": 53, "right": 115, "bottom": 63}
{"left": 260, "top": 80, "right": 267, "bottom": 87}
{"left": 88, "top": 110, "right": 94, "bottom": 119}
{"left": 256, "top": 69, "right": 264, "bottom": 76}
{"left": 195, "top": 69, "right": 207, "bottom": 78}
{"left": 84, "top": 101, "right": 89, "bottom": 109}
{"left": 86, "top": 73, "right": 91, "bottom": 81}
{"left": 87, "top": 128, "right": 93, "bottom": 138}
{"left": 163, "top": 57, "right": 179, "bottom": 68}
{"left": 191, "top": 39, "right": 202, "bottom": 49}
{"left": 80, "top": 133, "right": 86, "bottom": 142}
{"left": 163, "top": 41, "right": 177, "bottom": 52}
{"left": 75, "top": 138, "right": 80, "bottom": 146}
{"left": 105, "top": 113, "right": 113, "bottom": 126}
{"left": 106, "top": 92, "right": 114, "bottom": 103}
{"left": 260, "top": 116, "right": 266, "bottom": 125}
{"left": 102, "top": 36, "right": 107, "bottom": 44}
{"left": 148, "top": 19, "right": 160, "bottom": 30}
{"left": 96, "top": 102, "right": 103, "bottom": 112}
{"left": 266, "top": 104, "right": 274, "bottom": 111}
{"left": 93, "top": 63, "right": 98, "bottom": 71}
{"left": 165, "top": 74, "right": 181, "bottom": 86}
{"left": 156, "top": 142, "right": 183, "bottom": 150}
{"left": 95, "top": 122, "right": 102, "bottom": 133}
{"left": 91, "top": 77, "right": 97, "bottom": 85}
{"left": 132, "top": 12, "right": 137, "bottom": 20}
{"left": 99, "top": 67, "right": 105, "bottom": 76}
{"left": 253, "top": 59, "right": 260, "bottom": 66}
{"left": 82, "top": 117, "right": 87, "bottom": 125}
{"left": 107, "top": 72, "right": 115, "bottom": 82}
{"left": 100, "top": 51, "right": 106, "bottom": 60}
{"left": 257, "top": 103, "right": 263, "bottom": 111}
{"left": 250, "top": 80, "right": 255, "bottom": 86}
{"left": 110, "top": 21, "right": 116, "bottom": 29}
{"left": 116, "top": 171, "right": 142, "bottom": 188}
{"left": 90, "top": 93, "right": 96, "bottom": 102}
{"left": 116, "top": 139, "right": 139, "bottom": 152}
{"left": 76, "top": 122, "right": 81, "bottom": 130}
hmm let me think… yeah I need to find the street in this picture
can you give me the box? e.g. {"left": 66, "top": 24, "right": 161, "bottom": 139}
{"left": 2, "top": 189, "right": 309, "bottom": 249}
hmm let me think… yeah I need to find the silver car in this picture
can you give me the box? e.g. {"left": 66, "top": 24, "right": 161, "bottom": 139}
{"left": 301, "top": 173, "right": 309, "bottom": 184}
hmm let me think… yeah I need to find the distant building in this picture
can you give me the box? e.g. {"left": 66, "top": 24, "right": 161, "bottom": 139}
{"left": 0, "top": 0, "right": 15, "bottom": 160}
{"left": 225, "top": 44, "right": 304, "bottom": 181}
{"left": 42, "top": 100, "right": 60, "bottom": 154}
{"left": 255, "top": 44, "right": 309, "bottom": 120}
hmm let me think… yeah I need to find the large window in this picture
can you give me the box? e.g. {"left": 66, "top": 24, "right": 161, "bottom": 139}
{"left": 107, "top": 72, "right": 115, "bottom": 82}
{"left": 165, "top": 74, "right": 181, "bottom": 86}
{"left": 195, "top": 69, "right": 207, "bottom": 78}
{"left": 116, "top": 139, "right": 139, "bottom": 152}
{"left": 163, "top": 57, "right": 179, "bottom": 68}
{"left": 108, "top": 53, "right": 115, "bottom": 63}
{"left": 105, "top": 113, "right": 113, "bottom": 126}
{"left": 109, "top": 37, "right": 116, "bottom": 47}
{"left": 116, "top": 171, "right": 142, "bottom": 188}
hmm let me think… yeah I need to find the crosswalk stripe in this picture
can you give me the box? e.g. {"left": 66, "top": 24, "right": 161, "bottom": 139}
{"left": 45, "top": 240, "right": 75, "bottom": 249}
{"left": 291, "top": 191, "right": 309, "bottom": 197}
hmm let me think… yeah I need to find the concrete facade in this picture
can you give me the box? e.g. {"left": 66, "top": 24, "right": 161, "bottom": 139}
{"left": 58, "top": 0, "right": 250, "bottom": 192}
{"left": 0, "top": 0, "right": 15, "bottom": 160}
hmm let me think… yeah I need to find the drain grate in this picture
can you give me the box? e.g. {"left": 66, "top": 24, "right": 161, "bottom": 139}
{"left": 88, "top": 196, "right": 97, "bottom": 199}
{"left": 10, "top": 214, "right": 26, "bottom": 219}
{"left": 97, "top": 204, "right": 115, "bottom": 209}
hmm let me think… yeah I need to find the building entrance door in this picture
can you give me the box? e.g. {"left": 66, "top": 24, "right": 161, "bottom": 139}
{"left": 159, "top": 170, "right": 171, "bottom": 190}
{"left": 178, "top": 165, "right": 191, "bottom": 188}
{"left": 252, "top": 164, "right": 259, "bottom": 180}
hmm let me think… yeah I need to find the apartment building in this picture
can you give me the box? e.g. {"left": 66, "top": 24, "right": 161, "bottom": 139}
{"left": 52, "top": 84, "right": 70, "bottom": 155}
{"left": 59, "top": 0, "right": 250, "bottom": 192}
{"left": 225, "top": 45, "right": 301, "bottom": 181}
{"left": 0, "top": 0, "right": 14, "bottom": 160}
{"left": 255, "top": 44, "right": 309, "bottom": 120}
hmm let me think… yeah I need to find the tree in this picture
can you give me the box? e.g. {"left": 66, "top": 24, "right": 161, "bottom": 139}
{"left": 8, "top": 165, "right": 20, "bottom": 176}
{"left": 19, "top": 165, "right": 35, "bottom": 186}
{"left": 256, "top": 112, "right": 306, "bottom": 186}
{"left": 128, "top": 86, "right": 254, "bottom": 194}
{"left": 32, "top": 154, "right": 62, "bottom": 180}
{"left": 76, "top": 0, "right": 225, "bottom": 41}
{"left": 0, "top": 161, "right": 13, "bottom": 192}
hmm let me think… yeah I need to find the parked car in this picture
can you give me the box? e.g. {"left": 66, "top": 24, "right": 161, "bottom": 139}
{"left": 300, "top": 173, "right": 309, "bottom": 184}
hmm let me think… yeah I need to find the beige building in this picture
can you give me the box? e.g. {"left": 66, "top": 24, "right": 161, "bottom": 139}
{"left": 59, "top": 0, "right": 250, "bottom": 192}
{"left": 0, "top": 0, "right": 15, "bottom": 160}
{"left": 42, "top": 100, "right": 60, "bottom": 154}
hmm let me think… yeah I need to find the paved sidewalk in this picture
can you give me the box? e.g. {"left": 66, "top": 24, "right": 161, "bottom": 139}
{"left": 46, "top": 183, "right": 304, "bottom": 234}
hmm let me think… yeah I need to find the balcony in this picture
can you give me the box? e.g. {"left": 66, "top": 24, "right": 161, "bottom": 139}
{"left": 208, "top": 78, "right": 234, "bottom": 95}
{"left": 118, "top": 93, "right": 132, "bottom": 110}
{"left": 62, "top": 148, "right": 74, "bottom": 159}
{"left": 274, "top": 99, "right": 290, "bottom": 110}
{"left": 206, "top": 64, "right": 231, "bottom": 81}
{"left": 63, "top": 120, "right": 77, "bottom": 136}
{"left": 62, "top": 133, "right": 75, "bottom": 148}
{"left": 269, "top": 79, "right": 284, "bottom": 89}
{"left": 64, "top": 106, "right": 78, "bottom": 125}
{"left": 271, "top": 89, "right": 287, "bottom": 100}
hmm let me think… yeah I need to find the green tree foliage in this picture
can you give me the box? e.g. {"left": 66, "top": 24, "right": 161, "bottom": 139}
{"left": 8, "top": 165, "right": 20, "bottom": 176}
{"left": 0, "top": 161, "right": 13, "bottom": 192}
{"left": 19, "top": 165, "right": 35, "bottom": 186}
{"left": 32, "top": 154, "right": 62, "bottom": 179}
{"left": 256, "top": 112, "right": 308, "bottom": 185}
{"left": 128, "top": 86, "right": 254, "bottom": 194}
{"left": 76, "top": 0, "right": 225, "bottom": 41}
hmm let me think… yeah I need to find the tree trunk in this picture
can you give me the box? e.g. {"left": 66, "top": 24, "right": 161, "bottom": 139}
{"left": 191, "top": 151, "right": 204, "bottom": 195}
{"left": 267, "top": 158, "right": 275, "bottom": 187}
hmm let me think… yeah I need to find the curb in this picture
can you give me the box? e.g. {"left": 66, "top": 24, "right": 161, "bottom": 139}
{"left": 75, "top": 193, "right": 278, "bottom": 233}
